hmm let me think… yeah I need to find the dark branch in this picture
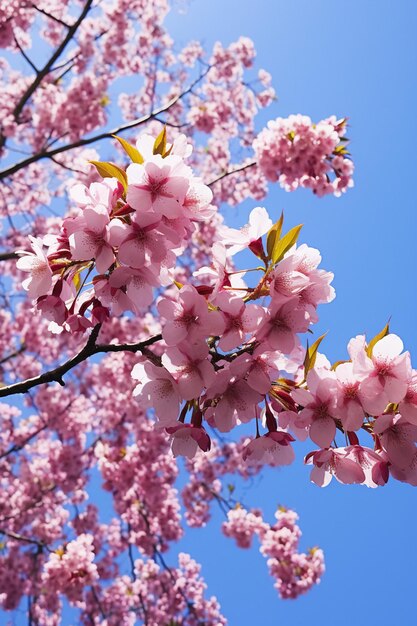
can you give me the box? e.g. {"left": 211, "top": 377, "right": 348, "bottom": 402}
{"left": 0, "top": 66, "right": 212, "bottom": 181}
{"left": 31, "top": 3, "right": 71, "bottom": 28}
{"left": 0, "top": 327, "right": 163, "bottom": 398}
{"left": 8, "top": 0, "right": 93, "bottom": 128}
{"left": 208, "top": 159, "right": 257, "bottom": 187}
{"left": 13, "top": 33, "right": 39, "bottom": 73}
{"left": 0, "top": 529, "right": 51, "bottom": 552}
{"left": 0, "top": 343, "right": 26, "bottom": 366}
{"left": 0, "top": 252, "right": 18, "bottom": 261}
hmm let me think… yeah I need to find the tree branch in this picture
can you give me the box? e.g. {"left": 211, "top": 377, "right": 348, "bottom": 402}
{"left": 0, "top": 327, "right": 162, "bottom": 398}
{"left": 0, "top": 0, "right": 93, "bottom": 151}
{"left": 208, "top": 159, "right": 257, "bottom": 187}
{"left": 0, "top": 252, "right": 18, "bottom": 261}
{"left": 0, "top": 66, "right": 212, "bottom": 181}
{"left": 0, "top": 343, "right": 26, "bottom": 366}
{"left": 31, "top": 3, "right": 71, "bottom": 28}
{"left": 13, "top": 33, "right": 39, "bottom": 73}
{"left": 0, "top": 528, "right": 51, "bottom": 552}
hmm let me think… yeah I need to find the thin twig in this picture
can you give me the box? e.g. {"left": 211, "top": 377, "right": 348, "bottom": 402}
{"left": 208, "top": 159, "right": 257, "bottom": 187}
{"left": 0, "top": 66, "right": 212, "bottom": 180}
{"left": 8, "top": 0, "right": 94, "bottom": 129}
{"left": 31, "top": 3, "right": 71, "bottom": 28}
{"left": 13, "top": 33, "right": 39, "bottom": 73}
{"left": 0, "top": 343, "right": 26, "bottom": 366}
{"left": 0, "top": 528, "right": 52, "bottom": 552}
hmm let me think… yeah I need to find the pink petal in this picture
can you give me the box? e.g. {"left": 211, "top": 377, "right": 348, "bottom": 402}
{"left": 309, "top": 416, "right": 336, "bottom": 448}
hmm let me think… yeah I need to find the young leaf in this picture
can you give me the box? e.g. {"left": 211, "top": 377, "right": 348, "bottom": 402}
{"left": 153, "top": 126, "right": 167, "bottom": 156}
{"left": 112, "top": 135, "right": 144, "bottom": 164}
{"left": 271, "top": 223, "right": 303, "bottom": 264}
{"left": 266, "top": 212, "right": 284, "bottom": 259}
{"left": 303, "top": 332, "right": 327, "bottom": 375}
{"left": 333, "top": 144, "right": 350, "bottom": 155}
{"left": 330, "top": 359, "right": 350, "bottom": 371}
{"left": 89, "top": 161, "right": 127, "bottom": 192}
{"left": 366, "top": 321, "right": 390, "bottom": 357}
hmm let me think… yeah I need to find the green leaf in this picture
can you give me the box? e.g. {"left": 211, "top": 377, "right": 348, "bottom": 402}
{"left": 303, "top": 332, "right": 327, "bottom": 375}
{"left": 266, "top": 212, "right": 284, "bottom": 260}
{"left": 153, "top": 126, "right": 167, "bottom": 156}
{"left": 89, "top": 161, "right": 127, "bottom": 192}
{"left": 112, "top": 135, "right": 144, "bottom": 164}
{"left": 366, "top": 321, "right": 390, "bottom": 357}
{"left": 271, "top": 223, "right": 303, "bottom": 264}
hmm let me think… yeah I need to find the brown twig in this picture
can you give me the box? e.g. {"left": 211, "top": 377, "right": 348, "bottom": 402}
{"left": 0, "top": 528, "right": 52, "bottom": 552}
{"left": 0, "top": 343, "right": 26, "bottom": 366}
{"left": 12, "top": 1, "right": 94, "bottom": 125}
{"left": 208, "top": 159, "right": 257, "bottom": 187}
{"left": 0, "top": 66, "right": 212, "bottom": 180}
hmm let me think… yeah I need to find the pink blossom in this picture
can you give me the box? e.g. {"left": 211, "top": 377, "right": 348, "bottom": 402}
{"left": 116, "top": 212, "right": 167, "bottom": 269}
{"left": 334, "top": 362, "right": 366, "bottom": 431}
{"left": 399, "top": 372, "right": 417, "bottom": 425}
{"left": 162, "top": 344, "right": 215, "bottom": 400}
{"left": 292, "top": 370, "right": 339, "bottom": 448}
{"left": 214, "top": 291, "right": 265, "bottom": 351}
{"left": 256, "top": 298, "right": 310, "bottom": 353}
{"left": 222, "top": 507, "right": 266, "bottom": 548}
{"left": 108, "top": 265, "right": 159, "bottom": 312}
{"left": 344, "top": 445, "right": 389, "bottom": 488}
{"left": 166, "top": 423, "right": 211, "bottom": 458}
{"left": 218, "top": 206, "right": 272, "bottom": 256}
{"left": 16, "top": 236, "right": 53, "bottom": 298}
{"left": 350, "top": 334, "right": 411, "bottom": 413}
{"left": 126, "top": 155, "right": 190, "bottom": 218}
{"left": 232, "top": 348, "right": 282, "bottom": 394}
{"left": 373, "top": 412, "right": 417, "bottom": 470}
{"left": 205, "top": 367, "right": 263, "bottom": 432}
{"left": 305, "top": 448, "right": 366, "bottom": 487}
{"left": 243, "top": 431, "right": 295, "bottom": 466}
{"left": 42, "top": 534, "right": 98, "bottom": 600}
{"left": 132, "top": 361, "right": 181, "bottom": 426}
{"left": 158, "top": 285, "right": 225, "bottom": 347}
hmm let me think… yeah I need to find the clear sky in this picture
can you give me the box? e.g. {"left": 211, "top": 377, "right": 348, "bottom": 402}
{"left": 163, "top": 2, "right": 417, "bottom": 626}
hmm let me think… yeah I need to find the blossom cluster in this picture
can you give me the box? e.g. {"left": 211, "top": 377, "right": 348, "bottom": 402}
{"left": 15, "top": 128, "right": 416, "bottom": 495}
{"left": 222, "top": 506, "right": 325, "bottom": 599}
{"left": 295, "top": 333, "right": 417, "bottom": 487}
{"left": 130, "top": 206, "right": 336, "bottom": 461}
{"left": 253, "top": 114, "right": 354, "bottom": 196}
{"left": 16, "top": 131, "right": 215, "bottom": 333}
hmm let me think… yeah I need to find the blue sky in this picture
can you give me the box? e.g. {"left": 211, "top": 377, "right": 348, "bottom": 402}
{"left": 164, "top": 2, "right": 417, "bottom": 625}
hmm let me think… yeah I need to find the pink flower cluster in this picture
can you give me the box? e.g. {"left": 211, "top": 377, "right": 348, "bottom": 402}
{"left": 222, "top": 506, "right": 324, "bottom": 599}
{"left": 131, "top": 209, "right": 335, "bottom": 460}
{"left": 282, "top": 332, "right": 417, "bottom": 487}
{"left": 17, "top": 132, "right": 215, "bottom": 332}
{"left": 41, "top": 534, "right": 98, "bottom": 602}
{"left": 253, "top": 114, "right": 354, "bottom": 196}
{"left": 15, "top": 135, "right": 416, "bottom": 495}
